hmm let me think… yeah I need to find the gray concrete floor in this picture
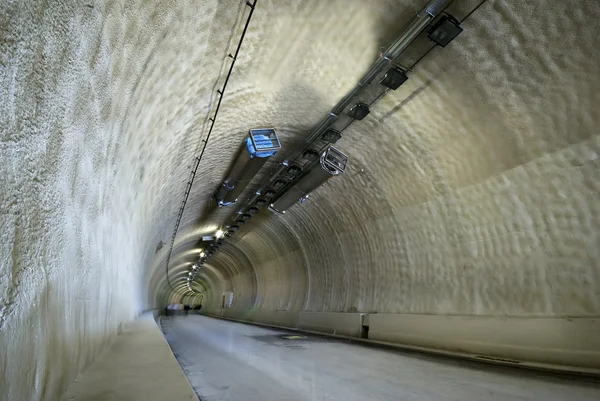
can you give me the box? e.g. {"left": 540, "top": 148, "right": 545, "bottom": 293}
{"left": 161, "top": 315, "right": 600, "bottom": 401}
{"left": 62, "top": 314, "right": 198, "bottom": 401}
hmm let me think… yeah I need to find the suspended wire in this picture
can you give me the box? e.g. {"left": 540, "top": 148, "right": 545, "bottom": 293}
{"left": 461, "top": 0, "right": 488, "bottom": 23}
{"left": 165, "top": 0, "right": 259, "bottom": 293}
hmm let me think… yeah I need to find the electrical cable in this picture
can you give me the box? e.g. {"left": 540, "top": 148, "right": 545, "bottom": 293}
{"left": 165, "top": 0, "right": 258, "bottom": 293}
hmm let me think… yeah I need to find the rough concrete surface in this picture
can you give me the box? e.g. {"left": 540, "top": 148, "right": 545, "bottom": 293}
{"left": 1, "top": 0, "right": 599, "bottom": 400}
{"left": 60, "top": 313, "right": 198, "bottom": 401}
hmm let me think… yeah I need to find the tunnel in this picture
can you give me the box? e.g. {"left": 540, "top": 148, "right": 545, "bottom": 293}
{"left": 1, "top": 0, "right": 600, "bottom": 400}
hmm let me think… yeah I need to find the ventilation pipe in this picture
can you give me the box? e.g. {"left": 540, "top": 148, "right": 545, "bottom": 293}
{"left": 215, "top": 128, "right": 281, "bottom": 207}
{"left": 269, "top": 146, "right": 348, "bottom": 213}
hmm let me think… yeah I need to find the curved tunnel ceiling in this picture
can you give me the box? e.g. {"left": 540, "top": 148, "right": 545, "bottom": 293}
{"left": 133, "top": 0, "right": 600, "bottom": 316}
{"left": 147, "top": 0, "right": 437, "bottom": 307}
{"left": 2, "top": 2, "right": 600, "bottom": 396}
{"left": 0, "top": 0, "right": 600, "bottom": 399}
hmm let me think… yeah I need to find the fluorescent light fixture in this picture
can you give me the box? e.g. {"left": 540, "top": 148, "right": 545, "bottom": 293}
{"left": 214, "top": 129, "right": 281, "bottom": 207}
{"left": 215, "top": 229, "right": 224, "bottom": 239}
{"left": 428, "top": 15, "right": 462, "bottom": 47}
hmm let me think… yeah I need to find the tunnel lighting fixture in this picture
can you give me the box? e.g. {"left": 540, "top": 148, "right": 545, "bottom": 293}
{"left": 286, "top": 165, "right": 302, "bottom": 177}
{"left": 199, "top": 251, "right": 205, "bottom": 258}
{"left": 215, "top": 229, "right": 224, "bottom": 239}
{"left": 254, "top": 198, "right": 267, "bottom": 207}
{"left": 428, "top": 15, "right": 462, "bottom": 47}
{"left": 263, "top": 189, "right": 276, "bottom": 199}
{"left": 272, "top": 179, "right": 288, "bottom": 189}
{"left": 269, "top": 146, "right": 348, "bottom": 214}
{"left": 380, "top": 67, "right": 408, "bottom": 90}
{"left": 347, "top": 103, "right": 370, "bottom": 120}
{"left": 302, "top": 149, "right": 319, "bottom": 162}
{"left": 246, "top": 206, "right": 259, "bottom": 215}
{"left": 321, "top": 129, "right": 341, "bottom": 143}
{"left": 215, "top": 128, "right": 281, "bottom": 207}
{"left": 239, "top": 213, "right": 251, "bottom": 221}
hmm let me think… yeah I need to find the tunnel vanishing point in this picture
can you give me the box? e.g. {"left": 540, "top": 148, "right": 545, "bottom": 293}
{"left": 1, "top": 0, "right": 600, "bottom": 400}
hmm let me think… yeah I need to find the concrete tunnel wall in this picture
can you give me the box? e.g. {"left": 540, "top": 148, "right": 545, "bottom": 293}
{"left": 1, "top": 0, "right": 599, "bottom": 400}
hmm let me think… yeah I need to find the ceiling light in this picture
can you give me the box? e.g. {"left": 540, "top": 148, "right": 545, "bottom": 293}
{"left": 380, "top": 67, "right": 408, "bottom": 90}
{"left": 302, "top": 149, "right": 319, "bottom": 162}
{"left": 428, "top": 15, "right": 462, "bottom": 47}
{"left": 215, "top": 229, "right": 224, "bottom": 239}
{"left": 347, "top": 103, "right": 370, "bottom": 120}
{"left": 321, "top": 129, "right": 341, "bottom": 143}
{"left": 214, "top": 128, "right": 281, "bottom": 207}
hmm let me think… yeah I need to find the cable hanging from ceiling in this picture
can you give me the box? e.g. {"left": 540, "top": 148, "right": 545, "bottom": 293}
{"left": 165, "top": 0, "right": 259, "bottom": 294}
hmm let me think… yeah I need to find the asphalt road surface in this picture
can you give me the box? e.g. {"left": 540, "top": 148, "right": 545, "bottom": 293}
{"left": 161, "top": 315, "right": 600, "bottom": 401}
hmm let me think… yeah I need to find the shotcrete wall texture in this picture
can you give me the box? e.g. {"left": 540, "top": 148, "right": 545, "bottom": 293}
{"left": 1, "top": 0, "right": 599, "bottom": 400}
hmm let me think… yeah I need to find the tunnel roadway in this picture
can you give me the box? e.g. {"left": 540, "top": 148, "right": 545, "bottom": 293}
{"left": 161, "top": 315, "right": 600, "bottom": 401}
